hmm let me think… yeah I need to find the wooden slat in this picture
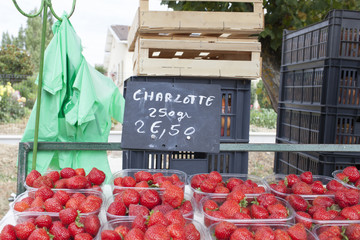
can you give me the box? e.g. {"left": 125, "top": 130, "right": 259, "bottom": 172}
{"left": 127, "top": 8, "right": 140, "bottom": 51}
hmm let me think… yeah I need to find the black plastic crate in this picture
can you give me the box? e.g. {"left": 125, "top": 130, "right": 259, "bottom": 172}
{"left": 282, "top": 10, "right": 360, "bottom": 66}
{"left": 276, "top": 104, "right": 360, "bottom": 144}
{"left": 124, "top": 76, "right": 251, "bottom": 143}
{"left": 280, "top": 59, "right": 360, "bottom": 107}
{"left": 122, "top": 150, "right": 248, "bottom": 175}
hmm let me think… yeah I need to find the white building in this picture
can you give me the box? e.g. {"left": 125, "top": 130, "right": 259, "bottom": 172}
{"left": 103, "top": 25, "right": 133, "bottom": 93}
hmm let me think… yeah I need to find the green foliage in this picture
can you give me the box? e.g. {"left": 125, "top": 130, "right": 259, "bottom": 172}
{"left": 0, "top": 83, "right": 26, "bottom": 123}
{"left": 13, "top": 76, "right": 37, "bottom": 109}
{"left": 95, "top": 64, "right": 107, "bottom": 75}
{"left": 0, "top": 45, "right": 33, "bottom": 75}
{"left": 250, "top": 82, "right": 256, "bottom": 106}
{"left": 250, "top": 108, "right": 277, "bottom": 129}
{"left": 256, "top": 80, "right": 271, "bottom": 109}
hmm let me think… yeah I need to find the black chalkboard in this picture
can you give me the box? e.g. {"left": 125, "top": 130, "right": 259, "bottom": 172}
{"left": 121, "top": 81, "right": 221, "bottom": 153}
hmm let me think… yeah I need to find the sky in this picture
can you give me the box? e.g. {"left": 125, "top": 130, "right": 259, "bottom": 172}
{"left": 0, "top": 0, "right": 141, "bottom": 66}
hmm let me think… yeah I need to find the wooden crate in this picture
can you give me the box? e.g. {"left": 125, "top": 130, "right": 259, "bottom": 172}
{"left": 128, "top": 0, "right": 264, "bottom": 51}
{"left": 132, "top": 37, "right": 261, "bottom": 79}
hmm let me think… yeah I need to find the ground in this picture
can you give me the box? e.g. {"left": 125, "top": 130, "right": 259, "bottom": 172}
{"left": 0, "top": 123, "right": 275, "bottom": 219}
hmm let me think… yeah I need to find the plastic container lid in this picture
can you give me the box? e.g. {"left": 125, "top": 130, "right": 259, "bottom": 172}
{"left": 332, "top": 169, "right": 359, "bottom": 190}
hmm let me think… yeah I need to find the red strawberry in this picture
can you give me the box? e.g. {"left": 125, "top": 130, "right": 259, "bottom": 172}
{"left": 44, "top": 197, "right": 63, "bottom": 212}
{"left": 254, "top": 226, "right": 275, "bottom": 239}
{"left": 30, "top": 196, "right": 45, "bottom": 209}
{"left": 227, "top": 189, "right": 245, "bottom": 203}
{"left": 65, "top": 197, "right": 82, "bottom": 210}
{"left": 230, "top": 228, "right": 254, "bottom": 240}
{"left": 179, "top": 200, "right": 193, "bottom": 216}
{"left": 128, "top": 204, "right": 150, "bottom": 217}
{"left": 114, "top": 225, "right": 130, "bottom": 239}
{"left": 285, "top": 174, "right": 300, "bottom": 187}
{"left": 144, "top": 224, "right": 171, "bottom": 240}
{"left": 87, "top": 167, "right": 106, "bottom": 185}
{"left": 33, "top": 176, "right": 54, "bottom": 188}
{"left": 184, "top": 223, "right": 201, "bottom": 240}
{"left": 202, "top": 199, "right": 219, "bottom": 212}
{"left": 299, "top": 171, "right": 313, "bottom": 184}
{"left": 292, "top": 181, "right": 312, "bottom": 195}
{"left": 74, "top": 233, "right": 93, "bottom": 240}
{"left": 53, "top": 190, "right": 70, "bottom": 205}
{"left": 267, "top": 203, "right": 288, "bottom": 218}
{"left": 199, "top": 178, "right": 217, "bottom": 193}
{"left": 162, "top": 184, "right": 184, "bottom": 208}
{"left": 46, "top": 171, "right": 60, "bottom": 183}
{"left": 343, "top": 166, "right": 360, "bottom": 183}
{"left": 26, "top": 170, "right": 42, "bottom": 187}
{"left": 101, "top": 230, "right": 122, "bottom": 240}
{"left": 257, "top": 193, "right": 278, "bottom": 208}
{"left": 134, "top": 171, "right": 153, "bottom": 183}
{"left": 313, "top": 207, "right": 333, "bottom": 220}
{"left": 233, "top": 211, "right": 251, "bottom": 219}
{"left": 336, "top": 172, "right": 349, "bottom": 183}
{"left": 54, "top": 179, "right": 68, "bottom": 188}
{"left": 295, "top": 211, "right": 313, "bottom": 229}
{"left": 250, "top": 203, "right": 269, "bottom": 219}
{"left": 35, "top": 215, "right": 53, "bottom": 229}
{"left": 113, "top": 177, "right": 123, "bottom": 187}
{"left": 50, "top": 221, "right": 71, "bottom": 240}
{"left": 28, "top": 228, "right": 50, "bottom": 240}
{"left": 205, "top": 210, "right": 227, "bottom": 227}
{"left": 35, "top": 186, "right": 54, "bottom": 201}
{"left": 121, "top": 189, "right": 140, "bottom": 207}
{"left": 152, "top": 203, "right": 174, "bottom": 215}
{"left": 287, "top": 223, "right": 307, "bottom": 240}
{"left": 124, "top": 228, "right": 144, "bottom": 240}
{"left": 136, "top": 181, "right": 150, "bottom": 188}
{"left": 340, "top": 207, "right": 360, "bottom": 220}
{"left": 312, "top": 196, "right": 335, "bottom": 208}
{"left": 165, "top": 209, "right": 186, "bottom": 225}
{"left": 140, "top": 189, "right": 161, "bottom": 210}
{"left": 152, "top": 172, "right": 164, "bottom": 183}
{"left": 83, "top": 215, "right": 100, "bottom": 237}
{"left": 60, "top": 167, "right": 77, "bottom": 179}
{"left": 226, "top": 178, "right": 244, "bottom": 191}
{"left": 311, "top": 181, "right": 326, "bottom": 194}
{"left": 214, "top": 221, "right": 237, "bottom": 240}
{"left": 286, "top": 195, "right": 308, "bottom": 212}
{"left": 345, "top": 223, "right": 360, "bottom": 240}
{"left": 327, "top": 179, "right": 346, "bottom": 191}
{"left": 317, "top": 225, "right": 341, "bottom": 240}
{"left": 66, "top": 175, "right": 88, "bottom": 189}
{"left": 147, "top": 210, "right": 169, "bottom": 227}
{"left": 68, "top": 221, "right": 85, "bottom": 237}
{"left": 14, "top": 201, "right": 30, "bottom": 212}
{"left": 167, "top": 223, "right": 186, "bottom": 239}
{"left": 121, "top": 176, "right": 136, "bottom": 187}
{"left": 78, "top": 195, "right": 102, "bottom": 213}
{"left": 274, "top": 229, "right": 292, "bottom": 240}
{"left": 208, "top": 171, "right": 223, "bottom": 183}
{"left": 75, "top": 168, "right": 86, "bottom": 176}
{"left": 14, "top": 221, "right": 36, "bottom": 240}
{"left": 335, "top": 189, "right": 360, "bottom": 208}
{"left": 219, "top": 199, "right": 241, "bottom": 218}
{"left": 0, "top": 224, "right": 17, "bottom": 240}
{"left": 132, "top": 215, "right": 147, "bottom": 233}
{"left": 214, "top": 185, "right": 230, "bottom": 194}
{"left": 59, "top": 208, "right": 79, "bottom": 225}
{"left": 307, "top": 204, "right": 325, "bottom": 217}
{"left": 190, "top": 174, "right": 207, "bottom": 189}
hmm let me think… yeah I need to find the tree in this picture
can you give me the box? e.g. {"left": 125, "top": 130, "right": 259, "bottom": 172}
{"left": 95, "top": 64, "right": 107, "bottom": 75}
{"left": 0, "top": 45, "right": 33, "bottom": 75}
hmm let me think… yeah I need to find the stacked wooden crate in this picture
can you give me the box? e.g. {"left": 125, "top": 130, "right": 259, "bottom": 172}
{"left": 128, "top": 0, "right": 264, "bottom": 79}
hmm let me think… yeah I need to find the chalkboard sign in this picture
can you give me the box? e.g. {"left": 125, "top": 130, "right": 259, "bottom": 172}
{"left": 121, "top": 81, "right": 221, "bottom": 153}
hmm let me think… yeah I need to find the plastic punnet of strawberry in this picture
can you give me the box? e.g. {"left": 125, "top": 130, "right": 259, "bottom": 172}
{"left": 263, "top": 173, "right": 341, "bottom": 198}
{"left": 332, "top": 167, "right": 360, "bottom": 190}
{"left": 25, "top": 167, "right": 106, "bottom": 191}
{"left": 188, "top": 172, "right": 269, "bottom": 211}
{"left": 200, "top": 192, "right": 295, "bottom": 227}
{"left": 12, "top": 187, "right": 105, "bottom": 218}
{"left": 209, "top": 221, "right": 318, "bottom": 240}
{"left": 96, "top": 214, "right": 209, "bottom": 240}
{"left": 291, "top": 191, "right": 360, "bottom": 228}
{"left": 110, "top": 169, "right": 187, "bottom": 193}
{"left": 105, "top": 186, "right": 194, "bottom": 221}
{"left": 0, "top": 213, "right": 102, "bottom": 239}
{"left": 312, "top": 223, "right": 360, "bottom": 240}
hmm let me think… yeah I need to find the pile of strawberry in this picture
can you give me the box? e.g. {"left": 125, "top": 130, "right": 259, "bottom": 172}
{"left": 213, "top": 221, "right": 311, "bottom": 240}
{"left": 288, "top": 188, "right": 360, "bottom": 228}
{"left": 0, "top": 212, "right": 101, "bottom": 240}
{"left": 202, "top": 192, "right": 291, "bottom": 227}
{"left": 334, "top": 166, "right": 360, "bottom": 189}
{"left": 101, "top": 209, "right": 201, "bottom": 240}
{"left": 315, "top": 223, "right": 360, "bottom": 240}
{"left": 267, "top": 171, "right": 343, "bottom": 196}
{"left": 112, "top": 170, "right": 184, "bottom": 194}
{"left": 25, "top": 167, "right": 106, "bottom": 190}
{"left": 107, "top": 183, "right": 193, "bottom": 220}
{"left": 13, "top": 186, "right": 103, "bottom": 214}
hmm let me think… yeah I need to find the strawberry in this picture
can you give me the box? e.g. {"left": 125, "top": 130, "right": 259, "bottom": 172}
{"left": 30, "top": 196, "right": 45, "bottom": 209}
{"left": 307, "top": 204, "right": 325, "bottom": 217}
{"left": 14, "top": 201, "right": 30, "bottom": 212}
{"left": 66, "top": 175, "right": 88, "bottom": 189}
{"left": 124, "top": 228, "right": 144, "bottom": 240}
{"left": 35, "top": 214, "right": 53, "bottom": 229}
{"left": 170, "top": 173, "right": 182, "bottom": 184}
{"left": 46, "top": 171, "right": 60, "bottom": 183}
{"left": 312, "top": 207, "right": 333, "bottom": 220}
{"left": 214, "top": 221, "right": 237, "bottom": 240}
{"left": 267, "top": 203, "right": 288, "bottom": 218}
{"left": 190, "top": 174, "right": 207, "bottom": 188}
{"left": 74, "top": 233, "right": 93, "bottom": 240}
{"left": 343, "top": 166, "right": 360, "bottom": 183}
{"left": 208, "top": 171, "right": 223, "bottom": 183}
{"left": 113, "top": 177, "right": 123, "bottom": 187}
{"left": 184, "top": 223, "right": 201, "bottom": 240}
{"left": 28, "top": 228, "right": 50, "bottom": 240}
{"left": 144, "top": 224, "right": 171, "bottom": 240}
{"left": 0, "top": 224, "right": 17, "bottom": 240}
{"left": 121, "top": 176, "right": 136, "bottom": 187}
{"left": 274, "top": 229, "right": 292, "bottom": 240}
{"left": 299, "top": 171, "right": 313, "bottom": 184}
{"left": 232, "top": 184, "right": 253, "bottom": 194}
{"left": 219, "top": 199, "right": 241, "bottom": 218}
{"left": 71, "top": 192, "right": 87, "bottom": 201}
{"left": 227, "top": 189, "right": 245, "bottom": 203}
{"left": 230, "top": 228, "right": 253, "bottom": 240}
{"left": 167, "top": 223, "right": 186, "bottom": 239}
{"left": 68, "top": 221, "right": 85, "bottom": 237}
{"left": 336, "top": 172, "right": 349, "bottom": 183}
{"left": 129, "top": 204, "right": 150, "bottom": 217}
{"left": 226, "top": 178, "right": 244, "bottom": 191}
{"left": 214, "top": 185, "right": 230, "bottom": 194}
{"left": 335, "top": 189, "right": 360, "bottom": 208}
{"left": 178, "top": 200, "right": 193, "bottom": 216}
{"left": 257, "top": 193, "right": 278, "bottom": 208}
{"left": 254, "top": 226, "right": 275, "bottom": 239}
{"left": 114, "top": 225, "right": 130, "bottom": 239}
{"left": 53, "top": 190, "right": 70, "bottom": 205}
{"left": 340, "top": 206, "right": 360, "bottom": 220}
{"left": 199, "top": 178, "right": 217, "bottom": 193}
{"left": 50, "top": 222, "right": 71, "bottom": 240}
{"left": 327, "top": 179, "right": 346, "bottom": 191}
{"left": 286, "top": 195, "right": 308, "bottom": 211}
{"left": 121, "top": 189, "right": 141, "bottom": 207}
{"left": 311, "top": 181, "right": 326, "bottom": 194}
{"left": 59, "top": 207, "right": 79, "bottom": 225}
{"left": 345, "top": 223, "right": 360, "bottom": 240}
{"left": 312, "top": 196, "right": 335, "bottom": 208}
{"left": 107, "top": 201, "right": 127, "bottom": 216}
{"left": 250, "top": 203, "right": 269, "bottom": 219}
{"left": 287, "top": 223, "right": 307, "bottom": 240}
{"left": 134, "top": 171, "right": 153, "bottom": 183}
{"left": 65, "top": 197, "right": 82, "bottom": 210}
{"left": 26, "top": 170, "right": 42, "bottom": 187}
{"left": 285, "top": 174, "right": 300, "bottom": 187}
{"left": 83, "top": 215, "right": 100, "bottom": 237}
{"left": 317, "top": 225, "right": 341, "bottom": 240}
{"left": 291, "top": 181, "right": 312, "bottom": 195}
{"left": 165, "top": 209, "right": 186, "bottom": 226}
{"left": 75, "top": 168, "right": 86, "bottom": 176}
{"left": 132, "top": 215, "right": 147, "bottom": 233}
{"left": 87, "top": 167, "right": 106, "bottom": 185}
{"left": 54, "top": 179, "right": 68, "bottom": 188}
{"left": 152, "top": 203, "right": 174, "bottom": 215}
{"left": 33, "top": 176, "right": 54, "bottom": 188}
{"left": 204, "top": 210, "right": 226, "bottom": 227}
{"left": 101, "top": 230, "right": 122, "bottom": 240}
{"left": 202, "top": 199, "right": 219, "bottom": 212}
{"left": 295, "top": 211, "right": 312, "bottom": 229}
{"left": 21, "top": 197, "right": 34, "bottom": 206}
{"left": 140, "top": 189, "right": 161, "bottom": 209}
{"left": 44, "top": 197, "right": 63, "bottom": 212}
{"left": 78, "top": 195, "right": 102, "bottom": 213}
{"left": 35, "top": 186, "right": 54, "bottom": 201}
{"left": 152, "top": 172, "right": 164, "bottom": 182}
{"left": 147, "top": 210, "right": 169, "bottom": 227}
{"left": 14, "top": 221, "right": 36, "bottom": 240}
{"left": 233, "top": 211, "right": 251, "bottom": 219}
{"left": 162, "top": 184, "right": 184, "bottom": 208}
{"left": 60, "top": 167, "right": 77, "bottom": 179}
{"left": 136, "top": 181, "right": 150, "bottom": 188}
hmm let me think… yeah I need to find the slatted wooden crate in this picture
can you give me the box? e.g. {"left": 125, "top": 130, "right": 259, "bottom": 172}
{"left": 132, "top": 36, "right": 261, "bottom": 78}
{"left": 128, "top": 0, "right": 264, "bottom": 51}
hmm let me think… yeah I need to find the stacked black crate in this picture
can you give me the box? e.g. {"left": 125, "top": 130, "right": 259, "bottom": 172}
{"left": 275, "top": 10, "right": 360, "bottom": 175}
